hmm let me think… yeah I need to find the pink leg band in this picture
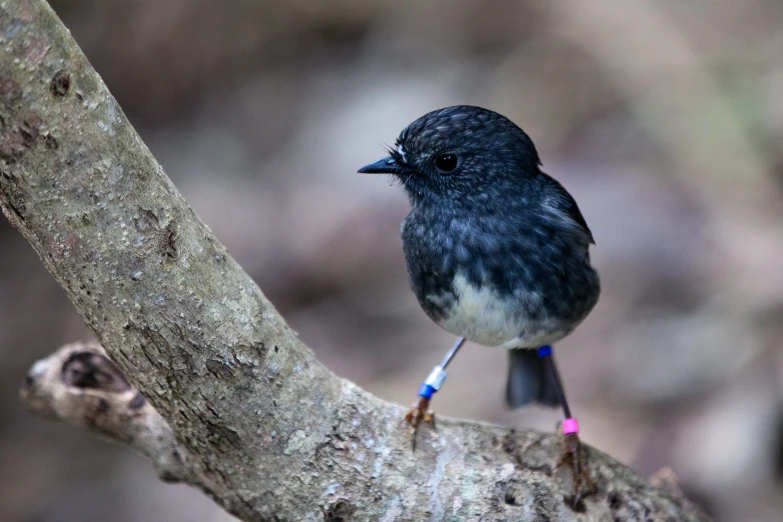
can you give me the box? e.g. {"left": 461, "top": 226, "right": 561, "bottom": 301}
{"left": 562, "top": 417, "right": 579, "bottom": 434}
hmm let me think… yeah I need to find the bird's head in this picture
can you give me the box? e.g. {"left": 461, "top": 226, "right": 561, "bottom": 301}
{"left": 358, "top": 105, "right": 541, "bottom": 204}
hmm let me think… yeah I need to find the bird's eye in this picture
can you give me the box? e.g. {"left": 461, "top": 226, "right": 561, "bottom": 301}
{"left": 434, "top": 153, "right": 458, "bottom": 172}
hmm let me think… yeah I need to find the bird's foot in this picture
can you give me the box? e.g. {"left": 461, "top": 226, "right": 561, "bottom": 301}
{"left": 402, "top": 396, "right": 435, "bottom": 450}
{"left": 553, "top": 429, "right": 597, "bottom": 506}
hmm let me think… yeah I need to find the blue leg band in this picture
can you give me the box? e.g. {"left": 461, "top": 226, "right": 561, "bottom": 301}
{"left": 417, "top": 366, "right": 448, "bottom": 398}
{"left": 418, "top": 383, "right": 437, "bottom": 399}
{"left": 537, "top": 345, "right": 553, "bottom": 357}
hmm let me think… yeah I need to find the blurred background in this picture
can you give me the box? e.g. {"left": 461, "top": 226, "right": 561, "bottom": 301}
{"left": 1, "top": 0, "right": 782, "bottom": 520}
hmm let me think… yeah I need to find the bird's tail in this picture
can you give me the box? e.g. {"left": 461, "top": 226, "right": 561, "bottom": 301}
{"left": 505, "top": 349, "right": 561, "bottom": 409}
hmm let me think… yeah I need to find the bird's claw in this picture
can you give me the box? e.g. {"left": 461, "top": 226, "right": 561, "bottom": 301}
{"left": 552, "top": 430, "right": 597, "bottom": 506}
{"left": 402, "top": 396, "right": 435, "bottom": 450}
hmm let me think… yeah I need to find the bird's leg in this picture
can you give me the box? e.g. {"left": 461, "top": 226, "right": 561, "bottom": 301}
{"left": 402, "top": 395, "right": 435, "bottom": 450}
{"left": 537, "top": 345, "right": 597, "bottom": 504}
{"left": 403, "top": 337, "right": 466, "bottom": 449}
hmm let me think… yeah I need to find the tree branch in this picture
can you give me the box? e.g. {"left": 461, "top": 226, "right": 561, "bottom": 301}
{"left": 21, "top": 341, "right": 191, "bottom": 483}
{"left": 1, "top": 1, "right": 709, "bottom": 520}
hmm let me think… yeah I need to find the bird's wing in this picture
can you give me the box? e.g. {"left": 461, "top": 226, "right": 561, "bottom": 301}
{"left": 540, "top": 175, "right": 595, "bottom": 245}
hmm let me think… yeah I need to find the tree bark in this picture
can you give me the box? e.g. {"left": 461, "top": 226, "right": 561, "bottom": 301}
{"left": 1, "top": 1, "right": 710, "bottom": 520}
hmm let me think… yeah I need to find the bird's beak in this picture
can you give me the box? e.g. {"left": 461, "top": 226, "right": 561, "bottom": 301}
{"left": 357, "top": 156, "right": 404, "bottom": 175}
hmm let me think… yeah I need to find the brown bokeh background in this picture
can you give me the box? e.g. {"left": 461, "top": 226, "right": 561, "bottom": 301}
{"left": 2, "top": 1, "right": 783, "bottom": 521}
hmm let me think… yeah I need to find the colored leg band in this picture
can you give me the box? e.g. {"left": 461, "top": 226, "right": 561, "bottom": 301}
{"left": 418, "top": 366, "right": 447, "bottom": 399}
{"left": 537, "top": 345, "right": 553, "bottom": 357}
{"left": 562, "top": 417, "right": 579, "bottom": 434}
{"left": 418, "top": 383, "right": 436, "bottom": 399}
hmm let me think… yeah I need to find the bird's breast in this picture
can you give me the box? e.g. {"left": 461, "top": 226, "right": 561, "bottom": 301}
{"left": 427, "top": 273, "right": 572, "bottom": 348}
{"left": 401, "top": 208, "right": 598, "bottom": 348}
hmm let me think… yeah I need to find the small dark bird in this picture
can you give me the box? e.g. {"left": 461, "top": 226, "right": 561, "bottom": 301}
{"left": 359, "top": 105, "right": 600, "bottom": 500}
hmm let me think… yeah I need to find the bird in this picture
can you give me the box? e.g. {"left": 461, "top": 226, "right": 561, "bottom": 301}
{"left": 358, "top": 105, "right": 600, "bottom": 501}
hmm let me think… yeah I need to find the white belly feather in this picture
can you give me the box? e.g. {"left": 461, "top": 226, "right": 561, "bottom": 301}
{"left": 427, "top": 274, "right": 571, "bottom": 349}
